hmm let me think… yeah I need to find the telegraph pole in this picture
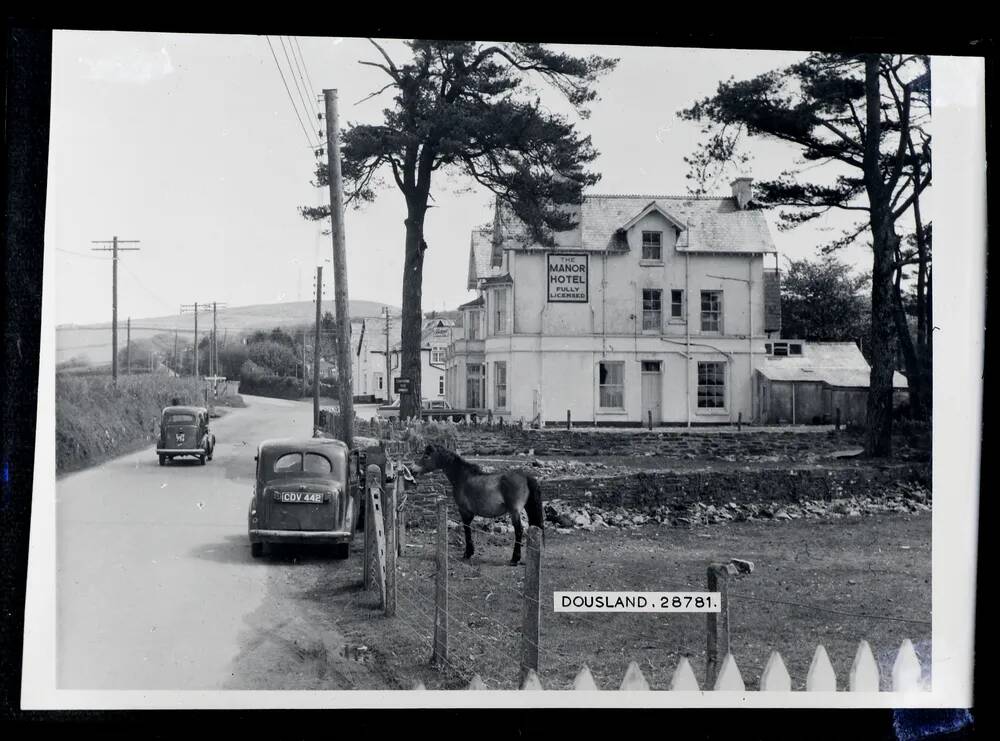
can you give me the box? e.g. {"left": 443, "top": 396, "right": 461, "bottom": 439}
{"left": 206, "top": 302, "right": 227, "bottom": 378}
{"left": 173, "top": 330, "right": 179, "bottom": 375}
{"left": 384, "top": 306, "right": 393, "bottom": 404}
{"left": 180, "top": 303, "right": 200, "bottom": 377}
{"left": 313, "top": 266, "right": 323, "bottom": 430}
{"left": 126, "top": 317, "right": 131, "bottom": 375}
{"left": 322, "top": 89, "right": 354, "bottom": 448}
{"left": 91, "top": 236, "right": 140, "bottom": 383}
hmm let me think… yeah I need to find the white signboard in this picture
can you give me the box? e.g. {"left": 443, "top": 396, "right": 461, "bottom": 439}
{"left": 547, "top": 253, "right": 589, "bottom": 303}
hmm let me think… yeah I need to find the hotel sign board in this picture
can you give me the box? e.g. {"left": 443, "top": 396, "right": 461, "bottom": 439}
{"left": 547, "top": 253, "right": 589, "bottom": 303}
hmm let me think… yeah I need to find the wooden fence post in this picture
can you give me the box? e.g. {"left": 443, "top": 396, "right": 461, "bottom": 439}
{"left": 395, "top": 474, "right": 406, "bottom": 556}
{"left": 737, "top": 411, "right": 742, "bottom": 432}
{"left": 363, "top": 471, "right": 375, "bottom": 591}
{"left": 433, "top": 497, "right": 449, "bottom": 667}
{"left": 648, "top": 410, "right": 653, "bottom": 431}
{"left": 384, "top": 468, "right": 397, "bottom": 617}
{"left": 705, "top": 563, "right": 732, "bottom": 688}
{"left": 520, "top": 525, "right": 543, "bottom": 685}
{"left": 835, "top": 407, "right": 841, "bottom": 431}
{"left": 566, "top": 409, "right": 571, "bottom": 431}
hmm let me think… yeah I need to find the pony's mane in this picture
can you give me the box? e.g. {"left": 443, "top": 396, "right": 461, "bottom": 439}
{"left": 438, "top": 446, "right": 483, "bottom": 475}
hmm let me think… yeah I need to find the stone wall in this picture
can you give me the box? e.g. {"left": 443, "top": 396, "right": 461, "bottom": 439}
{"left": 398, "top": 461, "right": 930, "bottom": 528}
{"left": 448, "top": 428, "right": 929, "bottom": 462}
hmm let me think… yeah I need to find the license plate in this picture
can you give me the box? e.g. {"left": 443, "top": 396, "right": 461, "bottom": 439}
{"left": 273, "top": 491, "right": 325, "bottom": 504}
{"left": 175, "top": 432, "right": 186, "bottom": 443}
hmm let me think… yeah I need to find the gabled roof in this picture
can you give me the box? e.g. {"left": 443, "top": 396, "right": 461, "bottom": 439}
{"left": 757, "top": 342, "right": 908, "bottom": 389}
{"left": 620, "top": 200, "right": 687, "bottom": 233}
{"left": 491, "top": 194, "right": 776, "bottom": 262}
{"left": 467, "top": 228, "right": 504, "bottom": 289}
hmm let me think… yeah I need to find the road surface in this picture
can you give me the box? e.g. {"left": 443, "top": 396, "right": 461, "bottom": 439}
{"left": 56, "top": 395, "right": 383, "bottom": 690}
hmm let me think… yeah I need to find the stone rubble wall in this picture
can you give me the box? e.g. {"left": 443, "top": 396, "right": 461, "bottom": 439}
{"left": 449, "top": 428, "right": 929, "bottom": 462}
{"left": 399, "top": 460, "right": 930, "bottom": 530}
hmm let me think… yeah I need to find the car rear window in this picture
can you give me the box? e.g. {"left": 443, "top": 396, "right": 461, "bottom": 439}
{"left": 304, "top": 453, "right": 332, "bottom": 473}
{"left": 165, "top": 413, "right": 196, "bottom": 424}
{"left": 272, "top": 452, "right": 333, "bottom": 474}
{"left": 273, "top": 453, "right": 302, "bottom": 473}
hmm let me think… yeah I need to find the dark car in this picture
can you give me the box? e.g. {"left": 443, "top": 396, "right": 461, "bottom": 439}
{"left": 156, "top": 406, "right": 216, "bottom": 466}
{"left": 248, "top": 437, "right": 361, "bottom": 559}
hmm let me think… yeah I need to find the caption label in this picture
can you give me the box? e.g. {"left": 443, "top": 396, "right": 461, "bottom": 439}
{"left": 553, "top": 591, "right": 720, "bottom": 613}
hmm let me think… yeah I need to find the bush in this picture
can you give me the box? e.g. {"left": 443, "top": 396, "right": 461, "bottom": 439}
{"left": 247, "top": 340, "right": 300, "bottom": 377}
{"left": 238, "top": 373, "right": 304, "bottom": 400}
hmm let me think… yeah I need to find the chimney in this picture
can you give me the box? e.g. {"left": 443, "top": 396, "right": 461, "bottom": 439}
{"left": 731, "top": 177, "right": 753, "bottom": 210}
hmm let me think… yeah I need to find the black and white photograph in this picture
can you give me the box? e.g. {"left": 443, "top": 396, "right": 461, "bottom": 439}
{"left": 11, "top": 29, "right": 985, "bottom": 714}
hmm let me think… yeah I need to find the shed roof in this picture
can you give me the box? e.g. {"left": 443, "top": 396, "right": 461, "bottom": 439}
{"left": 757, "top": 342, "right": 908, "bottom": 389}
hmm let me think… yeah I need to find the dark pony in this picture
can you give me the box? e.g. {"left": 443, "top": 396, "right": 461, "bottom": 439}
{"left": 410, "top": 444, "right": 544, "bottom": 565}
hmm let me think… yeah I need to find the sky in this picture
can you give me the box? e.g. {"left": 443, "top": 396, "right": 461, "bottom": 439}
{"left": 47, "top": 33, "right": 877, "bottom": 328}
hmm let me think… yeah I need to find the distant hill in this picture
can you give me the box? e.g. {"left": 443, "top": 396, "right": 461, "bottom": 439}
{"left": 56, "top": 299, "right": 398, "bottom": 366}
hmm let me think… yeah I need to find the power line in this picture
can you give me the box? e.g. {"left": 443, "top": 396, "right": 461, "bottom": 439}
{"left": 264, "top": 36, "right": 317, "bottom": 150}
{"left": 281, "top": 35, "right": 319, "bottom": 124}
{"left": 292, "top": 37, "right": 320, "bottom": 116}
{"left": 54, "top": 247, "right": 111, "bottom": 260}
{"left": 118, "top": 261, "right": 175, "bottom": 311}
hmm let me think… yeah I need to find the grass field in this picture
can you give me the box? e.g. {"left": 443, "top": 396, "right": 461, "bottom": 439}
{"left": 323, "top": 511, "right": 931, "bottom": 691}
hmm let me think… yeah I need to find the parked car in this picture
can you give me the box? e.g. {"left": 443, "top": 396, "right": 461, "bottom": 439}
{"left": 156, "top": 405, "right": 215, "bottom": 466}
{"left": 247, "top": 437, "right": 363, "bottom": 559}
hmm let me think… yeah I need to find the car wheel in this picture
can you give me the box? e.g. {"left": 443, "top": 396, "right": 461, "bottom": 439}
{"left": 333, "top": 543, "right": 351, "bottom": 560}
{"left": 251, "top": 542, "right": 264, "bottom": 558}
{"left": 158, "top": 455, "right": 166, "bottom": 466}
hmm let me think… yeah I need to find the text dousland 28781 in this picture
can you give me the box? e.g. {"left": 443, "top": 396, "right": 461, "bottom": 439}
{"left": 553, "top": 591, "right": 721, "bottom": 613}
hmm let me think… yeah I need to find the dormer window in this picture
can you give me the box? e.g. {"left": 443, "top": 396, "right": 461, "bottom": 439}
{"left": 641, "top": 231, "right": 662, "bottom": 261}
{"left": 766, "top": 341, "right": 804, "bottom": 356}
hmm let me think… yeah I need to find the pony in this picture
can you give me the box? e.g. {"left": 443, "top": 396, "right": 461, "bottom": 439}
{"left": 410, "top": 444, "right": 544, "bottom": 565}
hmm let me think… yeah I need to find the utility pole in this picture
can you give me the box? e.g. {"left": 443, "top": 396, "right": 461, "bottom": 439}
{"left": 384, "top": 306, "right": 393, "bottom": 404}
{"left": 126, "top": 317, "right": 131, "bottom": 375}
{"left": 301, "top": 331, "right": 307, "bottom": 396}
{"left": 205, "top": 301, "right": 227, "bottom": 378}
{"left": 173, "top": 330, "right": 178, "bottom": 374}
{"left": 91, "top": 236, "right": 140, "bottom": 383}
{"left": 322, "top": 89, "right": 354, "bottom": 448}
{"left": 314, "top": 266, "right": 322, "bottom": 431}
{"left": 180, "top": 303, "right": 200, "bottom": 377}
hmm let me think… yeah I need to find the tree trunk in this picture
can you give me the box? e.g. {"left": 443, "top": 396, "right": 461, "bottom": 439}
{"left": 399, "top": 206, "right": 427, "bottom": 421}
{"left": 912, "top": 199, "right": 931, "bottom": 423}
{"left": 891, "top": 266, "right": 921, "bottom": 419}
{"left": 863, "top": 56, "right": 895, "bottom": 457}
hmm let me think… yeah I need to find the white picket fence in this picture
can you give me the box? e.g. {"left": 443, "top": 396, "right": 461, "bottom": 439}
{"left": 411, "top": 639, "right": 925, "bottom": 691}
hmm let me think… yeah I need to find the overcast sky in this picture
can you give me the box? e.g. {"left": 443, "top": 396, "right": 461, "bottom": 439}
{"left": 47, "top": 33, "right": 875, "bottom": 327}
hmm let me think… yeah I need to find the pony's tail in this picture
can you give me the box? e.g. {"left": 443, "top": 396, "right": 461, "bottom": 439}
{"left": 526, "top": 474, "right": 545, "bottom": 546}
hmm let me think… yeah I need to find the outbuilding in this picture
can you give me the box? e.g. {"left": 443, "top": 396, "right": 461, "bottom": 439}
{"left": 755, "top": 341, "right": 909, "bottom": 426}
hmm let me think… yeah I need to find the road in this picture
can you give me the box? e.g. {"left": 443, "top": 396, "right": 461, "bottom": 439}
{"left": 56, "top": 395, "right": 384, "bottom": 690}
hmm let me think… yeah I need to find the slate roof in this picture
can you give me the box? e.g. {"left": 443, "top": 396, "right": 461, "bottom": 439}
{"left": 491, "top": 194, "right": 777, "bottom": 264}
{"left": 467, "top": 228, "right": 505, "bottom": 289}
{"left": 457, "top": 296, "right": 485, "bottom": 310}
{"left": 757, "top": 342, "right": 908, "bottom": 389}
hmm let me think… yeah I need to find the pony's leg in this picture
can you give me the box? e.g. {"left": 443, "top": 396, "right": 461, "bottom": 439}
{"left": 509, "top": 512, "right": 523, "bottom": 565}
{"left": 461, "top": 511, "right": 475, "bottom": 559}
